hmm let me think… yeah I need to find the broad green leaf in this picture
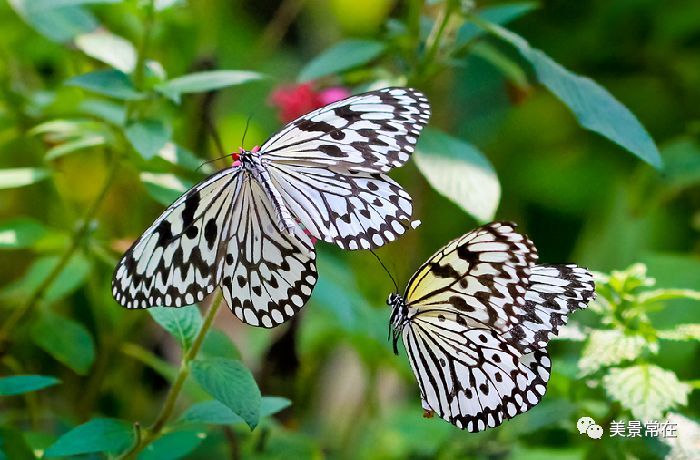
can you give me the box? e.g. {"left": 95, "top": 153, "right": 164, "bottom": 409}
{"left": 457, "top": 3, "right": 537, "bottom": 46}
{"left": 149, "top": 305, "right": 203, "bottom": 350}
{"left": 140, "top": 172, "right": 191, "bottom": 206}
{"left": 200, "top": 328, "right": 241, "bottom": 360}
{"left": 414, "top": 128, "right": 500, "bottom": 222}
{"left": 156, "top": 70, "right": 264, "bottom": 103}
{"left": 78, "top": 99, "right": 126, "bottom": 125}
{"left": 191, "top": 358, "right": 261, "bottom": 429}
{"left": 31, "top": 310, "right": 95, "bottom": 375}
{"left": 0, "top": 375, "right": 60, "bottom": 396}
{"left": 0, "top": 218, "right": 47, "bottom": 249}
{"left": 45, "top": 135, "right": 106, "bottom": 161}
{"left": 44, "top": 418, "right": 133, "bottom": 457}
{"left": 658, "top": 324, "right": 700, "bottom": 341}
{"left": 603, "top": 365, "right": 691, "bottom": 420}
{"left": 488, "top": 25, "right": 663, "bottom": 169}
{"left": 66, "top": 70, "right": 144, "bottom": 100}
{"left": 179, "top": 396, "right": 290, "bottom": 425}
{"left": 137, "top": 427, "right": 206, "bottom": 460}
{"left": 155, "top": 142, "right": 210, "bottom": 172}
{"left": 298, "top": 40, "right": 386, "bottom": 82}
{"left": 0, "top": 427, "right": 34, "bottom": 460}
{"left": 470, "top": 42, "right": 528, "bottom": 88}
{"left": 8, "top": 0, "right": 98, "bottom": 43}
{"left": 0, "top": 168, "right": 49, "bottom": 189}
{"left": 125, "top": 120, "right": 170, "bottom": 160}
{"left": 74, "top": 30, "right": 137, "bottom": 73}
{"left": 660, "top": 139, "right": 700, "bottom": 190}
{"left": 2, "top": 254, "right": 91, "bottom": 302}
{"left": 578, "top": 330, "right": 647, "bottom": 375}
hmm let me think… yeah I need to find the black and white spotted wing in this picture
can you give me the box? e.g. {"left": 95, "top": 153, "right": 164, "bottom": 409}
{"left": 261, "top": 87, "right": 430, "bottom": 173}
{"left": 113, "top": 86, "right": 428, "bottom": 326}
{"left": 403, "top": 316, "right": 551, "bottom": 432}
{"left": 389, "top": 221, "right": 594, "bottom": 431}
{"left": 263, "top": 87, "right": 430, "bottom": 249}
{"left": 112, "top": 168, "right": 318, "bottom": 328}
{"left": 113, "top": 169, "right": 241, "bottom": 310}
{"left": 404, "top": 222, "right": 538, "bottom": 333}
{"left": 220, "top": 176, "right": 317, "bottom": 327}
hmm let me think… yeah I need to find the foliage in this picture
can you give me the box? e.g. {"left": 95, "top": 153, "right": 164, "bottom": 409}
{"left": 0, "top": 0, "right": 699, "bottom": 459}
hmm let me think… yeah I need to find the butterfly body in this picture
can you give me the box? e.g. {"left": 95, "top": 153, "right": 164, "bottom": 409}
{"left": 113, "top": 87, "right": 430, "bottom": 328}
{"left": 389, "top": 222, "right": 594, "bottom": 432}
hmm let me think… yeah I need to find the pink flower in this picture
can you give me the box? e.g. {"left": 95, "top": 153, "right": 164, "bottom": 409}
{"left": 269, "top": 83, "right": 351, "bottom": 123}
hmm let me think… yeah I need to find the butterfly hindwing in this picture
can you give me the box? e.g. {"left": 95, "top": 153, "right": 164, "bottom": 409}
{"left": 404, "top": 315, "right": 551, "bottom": 432}
{"left": 220, "top": 176, "right": 317, "bottom": 328}
{"left": 503, "top": 264, "right": 595, "bottom": 352}
{"left": 267, "top": 163, "right": 415, "bottom": 249}
{"left": 112, "top": 169, "right": 242, "bottom": 309}
{"left": 405, "top": 222, "right": 538, "bottom": 332}
{"left": 261, "top": 87, "right": 430, "bottom": 173}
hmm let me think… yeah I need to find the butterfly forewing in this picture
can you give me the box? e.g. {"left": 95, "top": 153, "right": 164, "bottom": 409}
{"left": 261, "top": 87, "right": 431, "bottom": 174}
{"left": 220, "top": 176, "right": 317, "bottom": 328}
{"left": 112, "top": 169, "right": 242, "bottom": 309}
{"left": 405, "top": 222, "right": 538, "bottom": 332}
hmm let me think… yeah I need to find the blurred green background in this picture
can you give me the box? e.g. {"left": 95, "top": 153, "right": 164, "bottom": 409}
{"left": 0, "top": 0, "right": 699, "bottom": 459}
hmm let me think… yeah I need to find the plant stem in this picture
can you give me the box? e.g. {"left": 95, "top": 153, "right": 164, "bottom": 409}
{"left": 126, "top": 0, "right": 155, "bottom": 121}
{"left": 410, "top": 1, "right": 457, "bottom": 86}
{"left": 0, "top": 156, "right": 119, "bottom": 349}
{"left": 120, "top": 296, "right": 223, "bottom": 459}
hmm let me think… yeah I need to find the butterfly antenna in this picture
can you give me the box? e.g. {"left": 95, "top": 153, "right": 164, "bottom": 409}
{"left": 369, "top": 249, "right": 399, "bottom": 293}
{"left": 195, "top": 154, "right": 233, "bottom": 172}
{"left": 241, "top": 113, "right": 254, "bottom": 148}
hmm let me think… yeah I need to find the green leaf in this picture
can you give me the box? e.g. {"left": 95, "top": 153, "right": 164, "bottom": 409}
{"left": 66, "top": 70, "right": 144, "bottom": 100}
{"left": 0, "top": 427, "right": 34, "bottom": 460}
{"left": 0, "top": 375, "right": 60, "bottom": 396}
{"left": 200, "top": 328, "right": 241, "bottom": 360}
{"left": 298, "top": 40, "right": 386, "bottom": 82}
{"left": 180, "top": 396, "right": 290, "bottom": 425}
{"left": 8, "top": 0, "right": 98, "bottom": 43}
{"left": 2, "top": 254, "right": 91, "bottom": 302}
{"left": 578, "top": 330, "right": 647, "bottom": 375}
{"left": 457, "top": 2, "right": 537, "bottom": 45}
{"left": 488, "top": 25, "right": 663, "bottom": 169}
{"left": 0, "top": 168, "right": 49, "bottom": 189}
{"left": 156, "top": 70, "right": 264, "bottom": 103}
{"left": 190, "top": 358, "right": 261, "bottom": 430}
{"left": 74, "top": 30, "right": 137, "bottom": 73}
{"left": 137, "top": 427, "right": 206, "bottom": 460}
{"left": 660, "top": 139, "right": 700, "bottom": 190}
{"left": 140, "top": 172, "right": 191, "bottom": 206}
{"left": 30, "top": 119, "right": 106, "bottom": 142}
{"left": 79, "top": 99, "right": 126, "bottom": 125}
{"left": 45, "top": 135, "right": 106, "bottom": 161}
{"left": 0, "top": 218, "right": 47, "bottom": 250}
{"left": 637, "top": 288, "right": 700, "bottom": 305}
{"left": 658, "top": 324, "right": 700, "bottom": 341}
{"left": 603, "top": 365, "right": 691, "bottom": 420}
{"left": 125, "top": 120, "right": 170, "bottom": 159}
{"left": 44, "top": 418, "right": 133, "bottom": 457}
{"left": 414, "top": 128, "right": 500, "bottom": 222}
{"left": 149, "top": 306, "right": 203, "bottom": 350}
{"left": 31, "top": 310, "right": 95, "bottom": 375}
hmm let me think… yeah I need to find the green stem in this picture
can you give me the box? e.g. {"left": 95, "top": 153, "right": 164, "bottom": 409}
{"left": 126, "top": 0, "right": 155, "bottom": 121}
{"left": 120, "top": 296, "right": 223, "bottom": 459}
{"left": 0, "top": 156, "right": 119, "bottom": 349}
{"left": 410, "top": 1, "right": 457, "bottom": 86}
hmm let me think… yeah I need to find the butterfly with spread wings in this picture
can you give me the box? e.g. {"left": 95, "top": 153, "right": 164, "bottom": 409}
{"left": 388, "top": 222, "right": 594, "bottom": 432}
{"left": 113, "top": 87, "right": 430, "bottom": 328}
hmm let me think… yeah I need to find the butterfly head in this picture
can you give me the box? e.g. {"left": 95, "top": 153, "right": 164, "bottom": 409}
{"left": 387, "top": 292, "right": 407, "bottom": 355}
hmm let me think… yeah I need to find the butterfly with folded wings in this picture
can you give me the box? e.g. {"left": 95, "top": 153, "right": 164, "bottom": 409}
{"left": 113, "top": 87, "right": 430, "bottom": 328}
{"left": 388, "top": 221, "right": 595, "bottom": 431}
